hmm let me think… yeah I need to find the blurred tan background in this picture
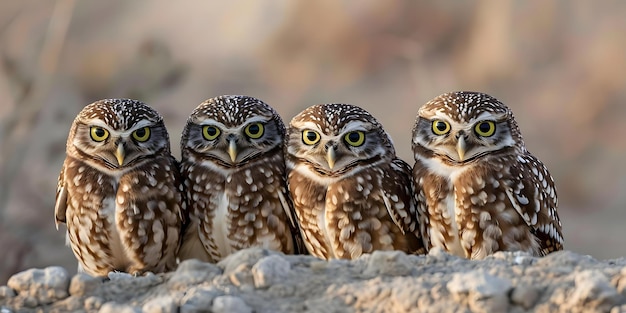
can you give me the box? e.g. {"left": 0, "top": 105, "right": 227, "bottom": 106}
{"left": 1, "top": 0, "right": 625, "bottom": 282}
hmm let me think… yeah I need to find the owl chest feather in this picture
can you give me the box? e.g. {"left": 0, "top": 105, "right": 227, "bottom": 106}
{"left": 211, "top": 191, "right": 232, "bottom": 258}
{"left": 190, "top": 167, "right": 240, "bottom": 260}
{"left": 419, "top": 154, "right": 538, "bottom": 258}
{"left": 418, "top": 156, "right": 485, "bottom": 258}
{"left": 77, "top": 159, "right": 180, "bottom": 274}
{"left": 288, "top": 164, "right": 343, "bottom": 257}
{"left": 290, "top": 163, "right": 394, "bottom": 259}
{"left": 424, "top": 176, "right": 466, "bottom": 257}
{"left": 65, "top": 161, "right": 136, "bottom": 272}
{"left": 192, "top": 159, "right": 289, "bottom": 260}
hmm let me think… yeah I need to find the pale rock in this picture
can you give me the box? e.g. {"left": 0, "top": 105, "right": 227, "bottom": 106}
{"left": 447, "top": 270, "right": 512, "bottom": 313}
{"left": 362, "top": 250, "right": 415, "bottom": 276}
{"left": 564, "top": 270, "right": 620, "bottom": 312}
{"left": 212, "top": 295, "right": 252, "bottom": 313}
{"left": 510, "top": 285, "right": 540, "bottom": 309}
{"left": 610, "top": 304, "right": 626, "bottom": 313}
{"left": 142, "top": 295, "right": 177, "bottom": 313}
{"left": 0, "top": 286, "right": 16, "bottom": 299}
{"left": 426, "top": 246, "right": 457, "bottom": 263}
{"left": 219, "top": 247, "right": 276, "bottom": 274}
{"left": 536, "top": 250, "right": 594, "bottom": 267}
{"left": 229, "top": 263, "right": 255, "bottom": 288}
{"left": 23, "top": 296, "right": 37, "bottom": 308}
{"left": 251, "top": 254, "right": 291, "bottom": 288}
{"left": 612, "top": 266, "right": 626, "bottom": 295}
{"left": 84, "top": 296, "right": 104, "bottom": 311}
{"left": 6, "top": 266, "right": 70, "bottom": 305}
{"left": 168, "top": 259, "right": 221, "bottom": 290}
{"left": 69, "top": 272, "right": 101, "bottom": 296}
{"left": 98, "top": 301, "right": 140, "bottom": 313}
{"left": 179, "top": 286, "right": 223, "bottom": 313}
{"left": 108, "top": 272, "right": 134, "bottom": 281}
{"left": 488, "top": 250, "right": 535, "bottom": 266}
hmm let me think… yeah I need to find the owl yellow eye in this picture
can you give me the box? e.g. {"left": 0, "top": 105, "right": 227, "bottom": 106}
{"left": 202, "top": 125, "right": 220, "bottom": 140}
{"left": 474, "top": 121, "right": 496, "bottom": 137}
{"left": 90, "top": 126, "right": 109, "bottom": 142}
{"left": 244, "top": 123, "right": 264, "bottom": 139}
{"left": 302, "top": 130, "right": 320, "bottom": 145}
{"left": 432, "top": 120, "right": 450, "bottom": 135}
{"left": 132, "top": 127, "right": 151, "bottom": 142}
{"left": 344, "top": 131, "right": 365, "bottom": 147}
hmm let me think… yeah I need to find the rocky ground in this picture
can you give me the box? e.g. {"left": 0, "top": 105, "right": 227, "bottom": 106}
{"left": 1, "top": 248, "right": 626, "bottom": 313}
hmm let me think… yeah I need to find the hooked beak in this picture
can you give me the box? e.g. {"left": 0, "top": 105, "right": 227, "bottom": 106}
{"left": 326, "top": 146, "right": 336, "bottom": 170}
{"left": 456, "top": 135, "right": 467, "bottom": 161}
{"left": 115, "top": 143, "right": 125, "bottom": 166}
{"left": 228, "top": 138, "right": 238, "bottom": 163}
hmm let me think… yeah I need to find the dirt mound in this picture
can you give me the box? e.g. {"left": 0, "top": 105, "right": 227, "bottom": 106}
{"left": 2, "top": 248, "right": 625, "bottom": 312}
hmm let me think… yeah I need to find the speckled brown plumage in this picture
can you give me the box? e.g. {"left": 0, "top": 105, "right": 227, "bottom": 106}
{"left": 178, "top": 95, "right": 304, "bottom": 263}
{"left": 55, "top": 99, "right": 185, "bottom": 276}
{"left": 412, "top": 91, "right": 563, "bottom": 259}
{"left": 285, "top": 103, "right": 425, "bottom": 260}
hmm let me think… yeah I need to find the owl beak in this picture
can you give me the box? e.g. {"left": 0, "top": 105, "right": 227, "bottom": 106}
{"left": 228, "top": 138, "right": 238, "bottom": 163}
{"left": 456, "top": 135, "right": 467, "bottom": 161}
{"left": 326, "top": 146, "right": 336, "bottom": 170}
{"left": 115, "top": 143, "right": 126, "bottom": 166}
{"left": 115, "top": 143, "right": 125, "bottom": 166}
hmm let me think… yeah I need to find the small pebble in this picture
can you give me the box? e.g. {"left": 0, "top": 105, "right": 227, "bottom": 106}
{"left": 69, "top": 273, "right": 101, "bottom": 296}
{"left": 142, "top": 296, "right": 177, "bottom": 313}
{"left": 251, "top": 254, "right": 291, "bottom": 288}
{"left": 510, "top": 285, "right": 540, "bottom": 309}
{"left": 0, "top": 286, "right": 16, "bottom": 299}
{"left": 84, "top": 296, "right": 104, "bottom": 311}
{"left": 212, "top": 296, "right": 252, "bottom": 313}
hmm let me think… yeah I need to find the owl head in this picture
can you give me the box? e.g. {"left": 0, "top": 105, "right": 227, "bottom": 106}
{"left": 180, "top": 95, "right": 286, "bottom": 167}
{"left": 412, "top": 91, "right": 524, "bottom": 164}
{"left": 286, "top": 103, "right": 395, "bottom": 174}
{"left": 66, "top": 99, "right": 171, "bottom": 171}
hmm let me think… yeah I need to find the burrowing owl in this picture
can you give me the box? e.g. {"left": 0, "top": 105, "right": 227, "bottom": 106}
{"left": 54, "top": 99, "right": 184, "bottom": 276}
{"left": 285, "top": 103, "right": 425, "bottom": 260}
{"left": 178, "top": 95, "right": 303, "bottom": 262}
{"left": 412, "top": 91, "right": 563, "bottom": 259}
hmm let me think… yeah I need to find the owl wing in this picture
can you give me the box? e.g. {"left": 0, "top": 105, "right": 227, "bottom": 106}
{"left": 505, "top": 153, "right": 563, "bottom": 255}
{"left": 54, "top": 164, "right": 68, "bottom": 229}
{"left": 277, "top": 187, "right": 308, "bottom": 255}
{"left": 178, "top": 218, "right": 211, "bottom": 262}
{"left": 382, "top": 158, "right": 426, "bottom": 254}
{"left": 170, "top": 156, "right": 191, "bottom": 261}
{"left": 411, "top": 159, "right": 431, "bottom": 251}
{"left": 177, "top": 159, "right": 214, "bottom": 263}
{"left": 171, "top": 157, "right": 189, "bottom": 228}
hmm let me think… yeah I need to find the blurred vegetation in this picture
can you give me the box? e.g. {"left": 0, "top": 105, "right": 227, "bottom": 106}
{"left": 1, "top": 0, "right": 625, "bottom": 282}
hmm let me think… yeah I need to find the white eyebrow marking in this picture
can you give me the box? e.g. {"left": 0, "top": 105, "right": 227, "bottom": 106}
{"left": 294, "top": 121, "right": 324, "bottom": 132}
{"left": 339, "top": 121, "right": 370, "bottom": 133}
